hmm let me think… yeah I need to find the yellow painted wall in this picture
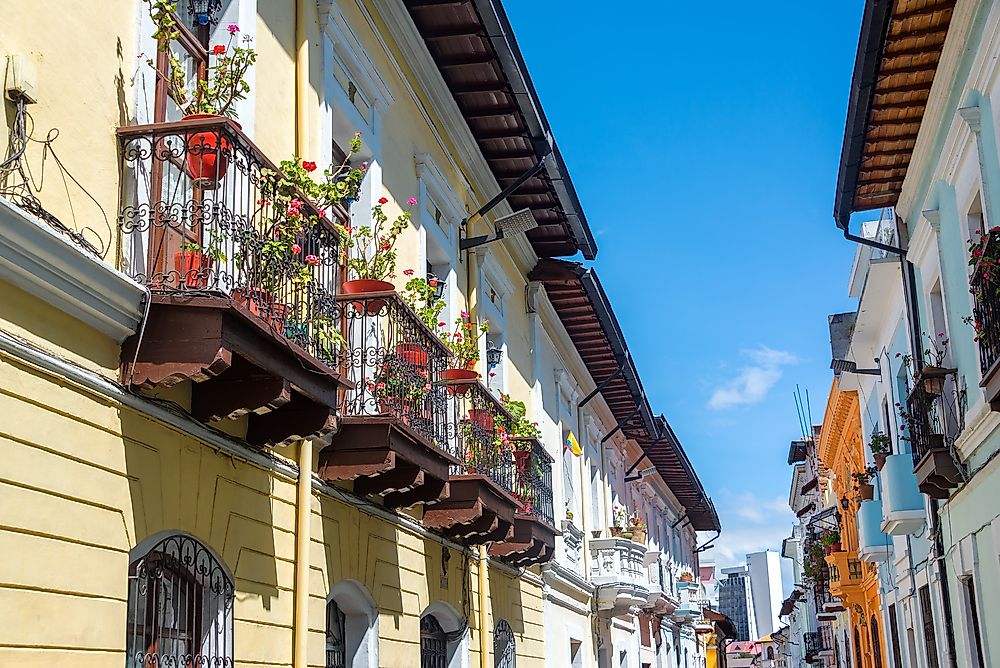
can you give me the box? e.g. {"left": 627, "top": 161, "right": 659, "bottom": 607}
{"left": 0, "top": 283, "right": 547, "bottom": 667}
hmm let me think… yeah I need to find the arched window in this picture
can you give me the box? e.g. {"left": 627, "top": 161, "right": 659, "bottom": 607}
{"left": 328, "top": 580, "right": 379, "bottom": 668}
{"left": 855, "top": 627, "right": 865, "bottom": 668}
{"left": 125, "top": 533, "right": 233, "bottom": 668}
{"left": 767, "top": 646, "right": 775, "bottom": 660}
{"left": 327, "top": 598, "right": 347, "bottom": 668}
{"left": 871, "top": 616, "right": 883, "bottom": 668}
{"left": 421, "top": 615, "right": 448, "bottom": 668}
{"left": 494, "top": 620, "right": 515, "bottom": 668}
{"left": 420, "top": 603, "right": 468, "bottom": 668}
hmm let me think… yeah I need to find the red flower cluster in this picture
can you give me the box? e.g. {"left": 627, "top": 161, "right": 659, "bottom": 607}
{"left": 212, "top": 44, "right": 226, "bottom": 55}
{"left": 378, "top": 197, "right": 389, "bottom": 205}
{"left": 302, "top": 160, "right": 317, "bottom": 172}
{"left": 305, "top": 254, "right": 319, "bottom": 266}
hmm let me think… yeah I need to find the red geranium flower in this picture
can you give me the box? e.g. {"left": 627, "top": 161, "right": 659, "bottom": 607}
{"left": 305, "top": 254, "right": 319, "bottom": 266}
{"left": 378, "top": 197, "right": 389, "bottom": 205}
{"left": 302, "top": 161, "right": 317, "bottom": 172}
{"left": 212, "top": 44, "right": 226, "bottom": 55}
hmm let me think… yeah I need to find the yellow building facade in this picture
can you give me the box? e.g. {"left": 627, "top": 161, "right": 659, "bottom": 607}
{"left": 817, "top": 379, "right": 887, "bottom": 668}
{"left": 0, "top": 1, "right": 721, "bottom": 667}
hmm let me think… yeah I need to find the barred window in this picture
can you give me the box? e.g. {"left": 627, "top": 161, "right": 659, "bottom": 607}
{"left": 125, "top": 533, "right": 234, "bottom": 668}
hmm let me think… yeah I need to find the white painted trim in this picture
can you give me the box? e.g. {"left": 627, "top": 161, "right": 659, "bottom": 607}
{"left": 329, "top": 579, "right": 380, "bottom": 668}
{"left": 318, "top": 1, "right": 394, "bottom": 111}
{"left": 0, "top": 198, "right": 144, "bottom": 342}
{"left": 415, "top": 153, "right": 466, "bottom": 224}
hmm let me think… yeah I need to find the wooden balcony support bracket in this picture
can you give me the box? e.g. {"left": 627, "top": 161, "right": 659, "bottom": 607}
{"left": 317, "top": 417, "right": 459, "bottom": 502}
{"left": 422, "top": 474, "right": 520, "bottom": 544}
{"left": 246, "top": 397, "right": 336, "bottom": 447}
{"left": 488, "top": 513, "right": 559, "bottom": 567}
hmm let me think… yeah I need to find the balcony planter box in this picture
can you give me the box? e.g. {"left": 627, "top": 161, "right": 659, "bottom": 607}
{"left": 173, "top": 250, "right": 214, "bottom": 288}
{"left": 880, "top": 453, "right": 926, "bottom": 535}
{"left": 341, "top": 279, "right": 393, "bottom": 314}
{"left": 857, "top": 499, "right": 891, "bottom": 563}
{"left": 232, "top": 287, "right": 287, "bottom": 331}
{"left": 184, "top": 114, "right": 235, "bottom": 189}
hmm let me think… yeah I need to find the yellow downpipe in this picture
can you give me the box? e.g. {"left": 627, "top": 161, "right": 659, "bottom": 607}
{"left": 293, "top": 4, "right": 311, "bottom": 666}
{"left": 293, "top": 439, "right": 313, "bottom": 668}
{"left": 477, "top": 546, "right": 490, "bottom": 668}
{"left": 295, "top": 0, "right": 310, "bottom": 157}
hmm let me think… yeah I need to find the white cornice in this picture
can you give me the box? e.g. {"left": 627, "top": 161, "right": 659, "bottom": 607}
{"left": 414, "top": 152, "right": 465, "bottom": 224}
{"left": 0, "top": 199, "right": 144, "bottom": 342}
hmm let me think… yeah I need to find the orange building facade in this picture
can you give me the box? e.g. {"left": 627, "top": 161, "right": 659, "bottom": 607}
{"left": 817, "top": 379, "right": 888, "bottom": 668}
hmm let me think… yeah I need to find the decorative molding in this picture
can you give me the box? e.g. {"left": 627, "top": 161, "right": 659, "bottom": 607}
{"left": 414, "top": 152, "right": 466, "bottom": 224}
{"left": 318, "top": 0, "right": 394, "bottom": 111}
{"left": 922, "top": 208, "right": 941, "bottom": 233}
{"left": 0, "top": 198, "right": 144, "bottom": 342}
{"left": 959, "top": 104, "right": 982, "bottom": 133}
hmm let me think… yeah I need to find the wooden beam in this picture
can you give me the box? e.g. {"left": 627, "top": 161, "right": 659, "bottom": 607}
{"left": 192, "top": 374, "right": 291, "bottom": 421}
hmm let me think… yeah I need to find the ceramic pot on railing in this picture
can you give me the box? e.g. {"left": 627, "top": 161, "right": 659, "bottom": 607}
{"left": 173, "top": 250, "right": 214, "bottom": 288}
{"left": 184, "top": 114, "right": 236, "bottom": 189}
{"left": 341, "top": 279, "right": 394, "bottom": 314}
{"left": 858, "top": 483, "right": 875, "bottom": 501}
{"left": 232, "top": 287, "right": 287, "bottom": 331}
{"left": 467, "top": 409, "right": 494, "bottom": 431}
{"left": 396, "top": 343, "right": 430, "bottom": 373}
{"left": 630, "top": 526, "right": 647, "bottom": 544}
{"left": 441, "top": 360, "right": 478, "bottom": 394}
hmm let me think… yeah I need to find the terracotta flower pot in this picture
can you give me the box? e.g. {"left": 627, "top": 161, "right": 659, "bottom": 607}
{"left": 396, "top": 343, "right": 429, "bottom": 372}
{"left": 609, "top": 526, "right": 624, "bottom": 538}
{"left": 441, "top": 368, "right": 478, "bottom": 395}
{"left": 233, "top": 288, "right": 286, "bottom": 331}
{"left": 184, "top": 114, "right": 237, "bottom": 189}
{"left": 859, "top": 483, "right": 875, "bottom": 501}
{"left": 342, "top": 279, "right": 394, "bottom": 314}
{"left": 173, "top": 250, "right": 213, "bottom": 288}
{"left": 467, "top": 409, "right": 494, "bottom": 431}
{"left": 874, "top": 453, "right": 888, "bottom": 471}
{"left": 631, "top": 527, "right": 647, "bottom": 544}
{"left": 513, "top": 449, "right": 532, "bottom": 473}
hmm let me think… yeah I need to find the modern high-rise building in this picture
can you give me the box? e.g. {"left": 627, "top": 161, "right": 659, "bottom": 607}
{"left": 719, "top": 566, "right": 758, "bottom": 641}
{"left": 746, "top": 550, "right": 784, "bottom": 638}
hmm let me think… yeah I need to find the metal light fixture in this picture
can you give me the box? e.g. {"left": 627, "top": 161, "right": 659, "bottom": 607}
{"left": 426, "top": 273, "right": 446, "bottom": 301}
{"left": 460, "top": 209, "right": 538, "bottom": 251}
{"left": 187, "top": 0, "right": 222, "bottom": 25}
{"left": 831, "top": 359, "right": 881, "bottom": 375}
{"left": 486, "top": 342, "right": 504, "bottom": 367}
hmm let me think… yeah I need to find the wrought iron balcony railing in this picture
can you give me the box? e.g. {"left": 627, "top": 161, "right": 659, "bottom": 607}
{"left": 117, "top": 117, "right": 346, "bottom": 366}
{"left": 510, "top": 437, "right": 554, "bottom": 526}
{"left": 972, "top": 233, "right": 1000, "bottom": 377}
{"left": 804, "top": 631, "right": 829, "bottom": 656}
{"left": 452, "top": 381, "right": 518, "bottom": 497}
{"left": 333, "top": 291, "right": 453, "bottom": 448}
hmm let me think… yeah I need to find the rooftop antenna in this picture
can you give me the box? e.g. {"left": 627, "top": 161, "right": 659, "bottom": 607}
{"left": 805, "top": 388, "right": 814, "bottom": 439}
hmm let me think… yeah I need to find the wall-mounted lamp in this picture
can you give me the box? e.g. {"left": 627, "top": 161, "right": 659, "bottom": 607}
{"left": 831, "top": 359, "right": 881, "bottom": 376}
{"left": 426, "top": 273, "right": 446, "bottom": 301}
{"left": 840, "top": 497, "right": 850, "bottom": 510}
{"left": 486, "top": 342, "right": 504, "bottom": 367}
{"left": 460, "top": 209, "right": 538, "bottom": 251}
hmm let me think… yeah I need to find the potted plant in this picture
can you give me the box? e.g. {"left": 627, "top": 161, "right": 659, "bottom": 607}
{"left": 679, "top": 571, "right": 694, "bottom": 584}
{"left": 174, "top": 236, "right": 225, "bottom": 288}
{"left": 629, "top": 510, "right": 647, "bottom": 544}
{"left": 145, "top": 3, "right": 256, "bottom": 187}
{"left": 499, "top": 392, "right": 541, "bottom": 472}
{"left": 341, "top": 196, "right": 415, "bottom": 312}
{"left": 439, "top": 312, "right": 488, "bottom": 391}
{"left": 821, "top": 528, "right": 841, "bottom": 555}
{"left": 610, "top": 503, "right": 629, "bottom": 538}
{"left": 401, "top": 271, "right": 447, "bottom": 332}
{"left": 870, "top": 431, "right": 892, "bottom": 470}
{"left": 565, "top": 508, "right": 574, "bottom": 522}
{"left": 852, "top": 466, "right": 877, "bottom": 501}
{"left": 368, "top": 362, "right": 431, "bottom": 423}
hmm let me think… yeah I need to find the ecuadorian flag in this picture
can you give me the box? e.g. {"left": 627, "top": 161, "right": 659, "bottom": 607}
{"left": 564, "top": 431, "right": 582, "bottom": 456}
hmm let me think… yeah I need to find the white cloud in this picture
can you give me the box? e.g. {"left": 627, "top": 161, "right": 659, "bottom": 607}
{"left": 708, "top": 490, "right": 798, "bottom": 597}
{"left": 708, "top": 346, "right": 798, "bottom": 410}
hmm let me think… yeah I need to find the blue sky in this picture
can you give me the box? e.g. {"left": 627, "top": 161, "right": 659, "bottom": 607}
{"left": 504, "top": 1, "right": 866, "bottom": 585}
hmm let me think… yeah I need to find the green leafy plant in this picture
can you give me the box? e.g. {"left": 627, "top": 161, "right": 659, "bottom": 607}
{"left": 277, "top": 134, "right": 366, "bottom": 212}
{"left": 400, "top": 272, "right": 446, "bottom": 331}
{"left": 498, "top": 392, "right": 541, "bottom": 439}
{"left": 144, "top": 1, "right": 256, "bottom": 118}
{"left": 820, "top": 528, "right": 840, "bottom": 548}
{"left": 851, "top": 466, "right": 877, "bottom": 487}
{"left": 342, "top": 197, "right": 414, "bottom": 282}
{"left": 612, "top": 502, "right": 629, "bottom": 529}
{"left": 869, "top": 431, "right": 891, "bottom": 456}
{"left": 441, "top": 312, "right": 488, "bottom": 368}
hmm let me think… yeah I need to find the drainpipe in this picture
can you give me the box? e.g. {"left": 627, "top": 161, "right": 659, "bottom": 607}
{"left": 478, "top": 547, "right": 490, "bottom": 668}
{"left": 293, "top": 438, "right": 313, "bottom": 668}
{"left": 295, "top": 0, "right": 310, "bottom": 157}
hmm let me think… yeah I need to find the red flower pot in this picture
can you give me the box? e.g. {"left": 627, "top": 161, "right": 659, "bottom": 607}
{"left": 513, "top": 449, "right": 532, "bottom": 473}
{"left": 173, "top": 250, "right": 214, "bottom": 288}
{"left": 184, "top": 114, "right": 237, "bottom": 189}
{"left": 441, "top": 368, "right": 478, "bottom": 395}
{"left": 859, "top": 483, "right": 875, "bottom": 501}
{"left": 342, "top": 279, "right": 394, "bottom": 314}
{"left": 396, "top": 343, "right": 429, "bottom": 371}
{"left": 874, "top": 453, "right": 888, "bottom": 471}
{"left": 232, "top": 288, "right": 286, "bottom": 331}
{"left": 467, "top": 409, "right": 494, "bottom": 431}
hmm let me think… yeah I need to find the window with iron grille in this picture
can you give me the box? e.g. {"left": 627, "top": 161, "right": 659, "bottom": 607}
{"left": 326, "top": 598, "right": 347, "bottom": 668}
{"left": 963, "top": 578, "right": 986, "bottom": 668}
{"left": 872, "top": 616, "right": 883, "bottom": 668}
{"left": 125, "top": 533, "right": 233, "bottom": 668}
{"left": 919, "top": 585, "right": 940, "bottom": 668}
{"left": 421, "top": 615, "right": 449, "bottom": 668}
{"left": 494, "top": 620, "right": 515, "bottom": 668}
